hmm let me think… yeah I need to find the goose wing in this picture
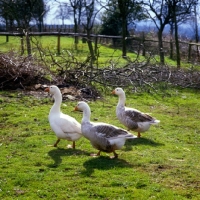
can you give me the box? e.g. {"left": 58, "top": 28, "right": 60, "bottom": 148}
{"left": 125, "top": 108, "right": 155, "bottom": 122}
{"left": 52, "top": 113, "right": 82, "bottom": 134}
{"left": 95, "top": 124, "right": 130, "bottom": 138}
{"left": 89, "top": 124, "right": 131, "bottom": 152}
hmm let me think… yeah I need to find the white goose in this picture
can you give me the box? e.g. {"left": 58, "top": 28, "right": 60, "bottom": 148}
{"left": 74, "top": 101, "right": 137, "bottom": 158}
{"left": 112, "top": 87, "right": 160, "bottom": 138}
{"left": 45, "top": 85, "right": 82, "bottom": 149}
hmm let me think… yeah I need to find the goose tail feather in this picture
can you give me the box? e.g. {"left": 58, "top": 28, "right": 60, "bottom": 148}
{"left": 150, "top": 120, "right": 160, "bottom": 125}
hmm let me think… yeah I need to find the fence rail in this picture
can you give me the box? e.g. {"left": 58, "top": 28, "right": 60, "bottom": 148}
{"left": 0, "top": 32, "right": 200, "bottom": 64}
{"left": 0, "top": 32, "right": 122, "bottom": 38}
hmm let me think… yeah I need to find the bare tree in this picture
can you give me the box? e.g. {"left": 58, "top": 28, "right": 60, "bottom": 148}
{"left": 54, "top": 1, "right": 70, "bottom": 25}
{"left": 117, "top": 0, "right": 129, "bottom": 57}
{"left": 102, "top": 0, "right": 146, "bottom": 58}
{"left": 33, "top": 0, "right": 47, "bottom": 32}
{"left": 189, "top": 2, "right": 200, "bottom": 58}
{"left": 81, "top": 0, "right": 102, "bottom": 61}
{"left": 143, "top": 0, "right": 172, "bottom": 64}
{"left": 170, "top": 0, "right": 197, "bottom": 68}
{"left": 68, "top": 0, "right": 83, "bottom": 49}
{"left": 143, "top": 0, "right": 197, "bottom": 67}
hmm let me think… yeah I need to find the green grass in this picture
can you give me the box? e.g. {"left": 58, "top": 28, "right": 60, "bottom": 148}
{"left": 2, "top": 35, "right": 200, "bottom": 70}
{"left": 0, "top": 36, "right": 23, "bottom": 53}
{"left": 0, "top": 35, "right": 178, "bottom": 68}
{"left": 0, "top": 87, "right": 200, "bottom": 199}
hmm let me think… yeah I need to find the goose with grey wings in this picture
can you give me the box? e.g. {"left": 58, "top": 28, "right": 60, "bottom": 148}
{"left": 112, "top": 87, "right": 160, "bottom": 138}
{"left": 74, "top": 101, "right": 137, "bottom": 158}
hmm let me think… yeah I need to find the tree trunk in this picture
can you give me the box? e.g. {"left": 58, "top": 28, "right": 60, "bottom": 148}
{"left": 194, "top": 5, "right": 199, "bottom": 58}
{"left": 118, "top": 0, "right": 127, "bottom": 58}
{"left": 157, "top": 30, "right": 165, "bottom": 64}
{"left": 170, "top": 23, "right": 174, "bottom": 59}
{"left": 74, "top": 16, "right": 79, "bottom": 50}
{"left": 25, "top": 32, "right": 32, "bottom": 57}
{"left": 87, "top": 31, "right": 95, "bottom": 61}
{"left": 122, "top": 16, "right": 127, "bottom": 57}
{"left": 74, "top": 23, "right": 79, "bottom": 50}
{"left": 174, "top": 15, "right": 180, "bottom": 68}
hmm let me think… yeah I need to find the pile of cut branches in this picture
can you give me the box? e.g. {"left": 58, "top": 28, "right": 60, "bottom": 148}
{"left": 1, "top": 51, "right": 200, "bottom": 94}
{"left": 0, "top": 53, "right": 53, "bottom": 89}
{"left": 94, "top": 63, "right": 200, "bottom": 89}
{"left": 54, "top": 57, "right": 200, "bottom": 92}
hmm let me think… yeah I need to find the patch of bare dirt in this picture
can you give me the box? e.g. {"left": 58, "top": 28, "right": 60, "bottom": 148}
{"left": 19, "top": 84, "right": 101, "bottom": 101}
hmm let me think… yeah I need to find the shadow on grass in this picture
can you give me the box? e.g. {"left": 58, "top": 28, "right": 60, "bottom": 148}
{"left": 81, "top": 156, "right": 133, "bottom": 176}
{"left": 0, "top": 42, "right": 7, "bottom": 46}
{"left": 47, "top": 148, "right": 89, "bottom": 168}
{"left": 124, "top": 137, "right": 164, "bottom": 151}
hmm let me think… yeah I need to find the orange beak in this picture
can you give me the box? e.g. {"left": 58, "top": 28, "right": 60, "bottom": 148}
{"left": 74, "top": 106, "right": 79, "bottom": 111}
{"left": 44, "top": 87, "right": 50, "bottom": 92}
{"left": 111, "top": 90, "right": 115, "bottom": 94}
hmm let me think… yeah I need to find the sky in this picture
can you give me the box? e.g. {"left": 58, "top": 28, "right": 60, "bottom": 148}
{"left": 43, "top": 1, "right": 195, "bottom": 40}
{"left": 44, "top": 0, "right": 105, "bottom": 25}
{"left": 44, "top": 0, "right": 72, "bottom": 25}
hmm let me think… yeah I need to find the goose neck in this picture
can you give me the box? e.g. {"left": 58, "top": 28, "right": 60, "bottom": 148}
{"left": 118, "top": 93, "right": 126, "bottom": 106}
{"left": 50, "top": 93, "right": 62, "bottom": 113}
{"left": 82, "top": 108, "right": 91, "bottom": 123}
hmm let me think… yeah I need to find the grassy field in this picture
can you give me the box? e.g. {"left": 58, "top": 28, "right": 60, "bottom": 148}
{"left": 0, "top": 87, "right": 200, "bottom": 199}
{"left": 0, "top": 35, "right": 182, "bottom": 68}
{"left": 0, "top": 35, "right": 200, "bottom": 199}
{"left": 0, "top": 35, "right": 132, "bottom": 64}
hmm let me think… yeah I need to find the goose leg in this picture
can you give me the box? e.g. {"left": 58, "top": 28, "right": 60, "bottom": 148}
{"left": 96, "top": 150, "right": 101, "bottom": 156}
{"left": 54, "top": 139, "right": 60, "bottom": 147}
{"left": 67, "top": 142, "right": 75, "bottom": 149}
{"left": 137, "top": 132, "right": 141, "bottom": 138}
{"left": 72, "top": 141, "right": 75, "bottom": 149}
{"left": 90, "top": 150, "right": 101, "bottom": 157}
{"left": 110, "top": 150, "right": 118, "bottom": 159}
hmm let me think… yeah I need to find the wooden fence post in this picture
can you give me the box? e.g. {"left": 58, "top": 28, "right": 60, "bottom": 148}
{"left": 57, "top": 32, "right": 61, "bottom": 54}
{"left": 94, "top": 36, "right": 98, "bottom": 55}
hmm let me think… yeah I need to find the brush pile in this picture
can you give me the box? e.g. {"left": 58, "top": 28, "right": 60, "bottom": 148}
{"left": 92, "top": 63, "right": 200, "bottom": 90}
{"left": 1, "top": 52, "right": 200, "bottom": 94}
{"left": 57, "top": 60, "right": 200, "bottom": 91}
{"left": 0, "top": 53, "right": 52, "bottom": 90}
